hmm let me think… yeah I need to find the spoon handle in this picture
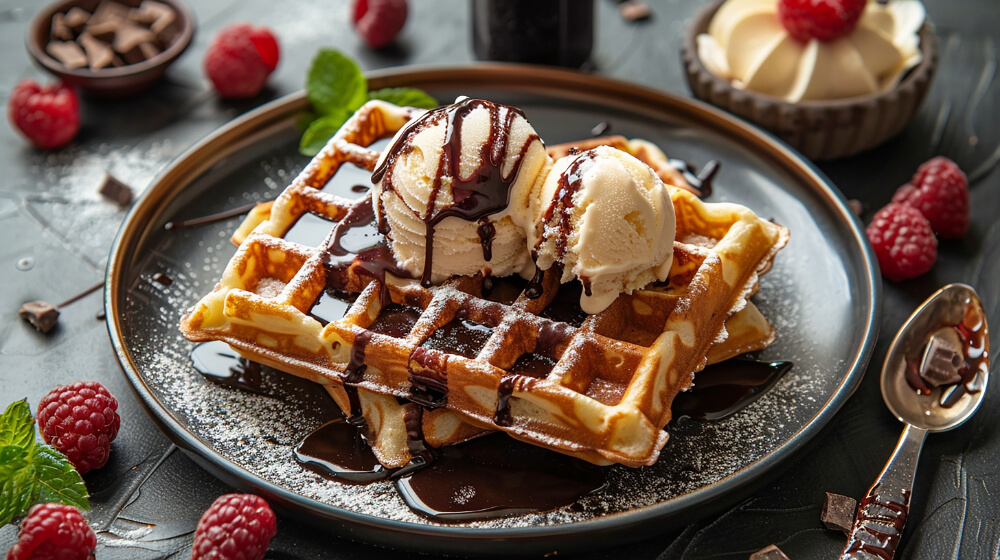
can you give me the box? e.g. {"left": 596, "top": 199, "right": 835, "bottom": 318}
{"left": 840, "top": 424, "right": 928, "bottom": 560}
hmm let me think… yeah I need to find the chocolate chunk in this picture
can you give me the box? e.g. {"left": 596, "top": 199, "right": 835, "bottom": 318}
{"left": 149, "top": 10, "right": 175, "bottom": 35}
{"left": 19, "top": 301, "right": 60, "bottom": 334}
{"left": 113, "top": 23, "right": 156, "bottom": 54}
{"left": 91, "top": 0, "right": 129, "bottom": 25}
{"left": 619, "top": 0, "right": 652, "bottom": 22}
{"left": 51, "top": 13, "right": 74, "bottom": 41}
{"left": 821, "top": 492, "right": 857, "bottom": 535}
{"left": 79, "top": 33, "right": 115, "bottom": 70}
{"left": 847, "top": 199, "right": 863, "bottom": 217}
{"left": 98, "top": 173, "right": 133, "bottom": 205}
{"left": 46, "top": 41, "right": 88, "bottom": 69}
{"left": 64, "top": 7, "right": 92, "bottom": 30}
{"left": 128, "top": 0, "right": 172, "bottom": 24}
{"left": 749, "top": 544, "right": 790, "bottom": 560}
{"left": 139, "top": 41, "right": 160, "bottom": 60}
{"left": 920, "top": 327, "right": 964, "bottom": 387}
{"left": 86, "top": 19, "right": 120, "bottom": 43}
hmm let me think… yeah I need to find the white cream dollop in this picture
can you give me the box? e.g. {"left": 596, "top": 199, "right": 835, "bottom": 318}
{"left": 697, "top": 0, "right": 925, "bottom": 102}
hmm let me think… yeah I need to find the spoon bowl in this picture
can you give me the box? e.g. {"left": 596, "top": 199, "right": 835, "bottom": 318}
{"left": 881, "top": 283, "right": 989, "bottom": 431}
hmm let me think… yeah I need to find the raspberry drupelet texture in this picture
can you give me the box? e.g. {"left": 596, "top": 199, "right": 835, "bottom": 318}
{"left": 204, "top": 24, "right": 280, "bottom": 99}
{"left": 191, "top": 494, "right": 277, "bottom": 560}
{"left": 352, "top": 0, "right": 408, "bottom": 49}
{"left": 7, "top": 80, "right": 80, "bottom": 150}
{"left": 866, "top": 202, "right": 938, "bottom": 282}
{"left": 892, "top": 156, "right": 970, "bottom": 239}
{"left": 6, "top": 503, "right": 96, "bottom": 560}
{"left": 777, "top": 0, "right": 867, "bottom": 43}
{"left": 36, "top": 381, "right": 120, "bottom": 474}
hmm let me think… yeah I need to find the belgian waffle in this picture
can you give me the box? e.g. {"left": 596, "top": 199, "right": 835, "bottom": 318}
{"left": 181, "top": 100, "right": 788, "bottom": 467}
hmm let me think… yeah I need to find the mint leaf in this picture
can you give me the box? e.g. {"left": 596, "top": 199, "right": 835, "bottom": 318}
{"left": 307, "top": 49, "right": 367, "bottom": 116}
{"left": 32, "top": 446, "right": 88, "bottom": 512}
{"left": 0, "top": 400, "right": 89, "bottom": 527}
{"left": 368, "top": 88, "right": 439, "bottom": 110}
{"left": 0, "top": 462, "right": 35, "bottom": 526}
{"left": 0, "top": 400, "right": 34, "bottom": 449}
{"left": 299, "top": 112, "right": 348, "bottom": 156}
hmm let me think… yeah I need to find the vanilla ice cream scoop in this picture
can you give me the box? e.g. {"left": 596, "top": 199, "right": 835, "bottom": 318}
{"left": 372, "top": 98, "right": 551, "bottom": 285}
{"left": 697, "top": 0, "right": 925, "bottom": 102}
{"left": 529, "top": 146, "right": 676, "bottom": 314}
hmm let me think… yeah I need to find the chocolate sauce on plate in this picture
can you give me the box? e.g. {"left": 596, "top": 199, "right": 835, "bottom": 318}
{"left": 308, "top": 289, "right": 357, "bottom": 326}
{"left": 395, "top": 433, "right": 605, "bottom": 522}
{"left": 672, "top": 359, "right": 793, "bottom": 420}
{"left": 668, "top": 158, "right": 720, "bottom": 199}
{"left": 189, "top": 340, "right": 266, "bottom": 394}
{"left": 294, "top": 418, "right": 389, "bottom": 484}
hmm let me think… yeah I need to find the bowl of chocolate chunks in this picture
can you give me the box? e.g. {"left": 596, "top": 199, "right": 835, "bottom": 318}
{"left": 27, "top": 0, "right": 194, "bottom": 97}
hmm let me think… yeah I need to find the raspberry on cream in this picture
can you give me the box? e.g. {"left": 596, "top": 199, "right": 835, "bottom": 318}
{"left": 697, "top": 0, "right": 926, "bottom": 102}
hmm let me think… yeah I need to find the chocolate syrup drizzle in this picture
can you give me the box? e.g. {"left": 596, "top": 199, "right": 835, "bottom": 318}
{"left": 671, "top": 359, "right": 793, "bottom": 420}
{"left": 669, "top": 158, "right": 720, "bottom": 199}
{"left": 372, "top": 98, "right": 542, "bottom": 287}
{"left": 842, "top": 488, "right": 910, "bottom": 560}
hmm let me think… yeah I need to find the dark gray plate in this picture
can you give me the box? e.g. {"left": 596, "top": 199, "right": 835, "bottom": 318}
{"left": 105, "top": 65, "right": 880, "bottom": 556}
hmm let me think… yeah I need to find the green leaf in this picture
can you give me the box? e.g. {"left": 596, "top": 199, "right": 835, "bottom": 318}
{"left": 307, "top": 49, "right": 367, "bottom": 116}
{"left": 31, "top": 445, "right": 89, "bottom": 512}
{"left": 368, "top": 87, "right": 439, "bottom": 109}
{"left": 299, "top": 112, "right": 348, "bottom": 156}
{"left": 0, "top": 463, "right": 36, "bottom": 527}
{"left": 0, "top": 400, "right": 35, "bottom": 449}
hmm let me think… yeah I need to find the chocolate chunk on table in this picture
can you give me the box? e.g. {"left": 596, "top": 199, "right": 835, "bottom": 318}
{"left": 619, "top": 0, "right": 652, "bottom": 22}
{"left": 98, "top": 173, "right": 133, "bottom": 205}
{"left": 46, "top": 41, "right": 88, "bottom": 69}
{"left": 19, "top": 301, "right": 60, "bottom": 334}
{"left": 749, "top": 544, "right": 790, "bottom": 560}
{"left": 821, "top": 492, "right": 857, "bottom": 535}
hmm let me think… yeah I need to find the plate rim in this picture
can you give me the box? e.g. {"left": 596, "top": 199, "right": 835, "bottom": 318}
{"left": 104, "top": 63, "right": 882, "bottom": 553}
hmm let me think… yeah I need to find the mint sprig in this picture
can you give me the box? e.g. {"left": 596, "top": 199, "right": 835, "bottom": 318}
{"left": 0, "top": 400, "right": 89, "bottom": 526}
{"left": 299, "top": 48, "right": 439, "bottom": 156}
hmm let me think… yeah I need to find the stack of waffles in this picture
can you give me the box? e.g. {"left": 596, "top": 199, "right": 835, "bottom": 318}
{"left": 181, "top": 100, "right": 789, "bottom": 468}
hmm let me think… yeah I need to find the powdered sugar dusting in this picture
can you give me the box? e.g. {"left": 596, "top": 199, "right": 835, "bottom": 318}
{"left": 114, "top": 138, "right": 866, "bottom": 531}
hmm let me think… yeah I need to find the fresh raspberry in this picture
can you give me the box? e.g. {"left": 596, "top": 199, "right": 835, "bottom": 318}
{"left": 891, "top": 157, "right": 970, "bottom": 239}
{"left": 352, "top": 0, "right": 408, "bottom": 49}
{"left": 866, "top": 203, "right": 937, "bottom": 282}
{"left": 6, "top": 503, "right": 96, "bottom": 560}
{"left": 777, "top": 0, "right": 867, "bottom": 42}
{"left": 7, "top": 80, "right": 80, "bottom": 150}
{"left": 191, "top": 494, "right": 277, "bottom": 560}
{"left": 36, "top": 382, "right": 120, "bottom": 474}
{"left": 204, "top": 24, "right": 280, "bottom": 99}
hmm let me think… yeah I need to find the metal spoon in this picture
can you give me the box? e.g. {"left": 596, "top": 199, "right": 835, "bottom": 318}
{"left": 840, "top": 284, "right": 990, "bottom": 560}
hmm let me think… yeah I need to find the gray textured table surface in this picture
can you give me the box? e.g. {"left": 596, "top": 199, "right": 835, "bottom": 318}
{"left": 1, "top": 0, "right": 998, "bottom": 558}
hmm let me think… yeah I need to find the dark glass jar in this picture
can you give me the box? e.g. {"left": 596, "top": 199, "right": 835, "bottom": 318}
{"left": 471, "top": 0, "right": 594, "bottom": 68}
